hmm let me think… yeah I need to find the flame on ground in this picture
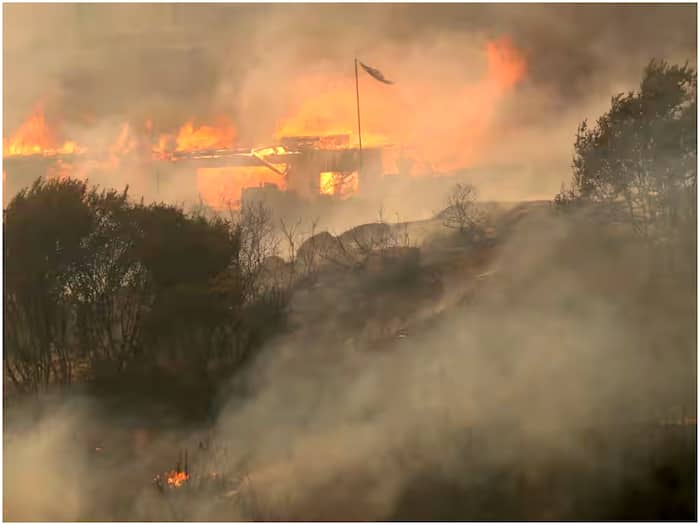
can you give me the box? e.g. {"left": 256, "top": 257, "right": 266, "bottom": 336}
{"left": 166, "top": 470, "right": 190, "bottom": 488}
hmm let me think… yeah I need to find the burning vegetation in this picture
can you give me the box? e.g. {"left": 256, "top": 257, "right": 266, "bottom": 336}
{"left": 154, "top": 451, "right": 191, "bottom": 490}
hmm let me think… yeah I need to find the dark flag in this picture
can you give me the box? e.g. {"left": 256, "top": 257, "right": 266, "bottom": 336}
{"left": 359, "top": 61, "right": 394, "bottom": 84}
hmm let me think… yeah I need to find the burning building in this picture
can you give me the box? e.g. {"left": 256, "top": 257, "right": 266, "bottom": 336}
{"left": 3, "top": 112, "right": 389, "bottom": 210}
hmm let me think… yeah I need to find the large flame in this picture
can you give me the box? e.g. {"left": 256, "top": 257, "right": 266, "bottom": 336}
{"left": 175, "top": 119, "right": 237, "bottom": 152}
{"left": 197, "top": 165, "right": 286, "bottom": 210}
{"left": 5, "top": 37, "right": 526, "bottom": 208}
{"left": 274, "top": 74, "right": 391, "bottom": 148}
{"left": 275, "top": 37, "right": 527, "bottom": 173}
{"left": 3, "top": 104, "right": 82, "bottom": 157}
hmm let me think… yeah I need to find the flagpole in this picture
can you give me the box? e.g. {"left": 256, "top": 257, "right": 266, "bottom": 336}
{"left": 354, "top": 58, "right": 363, "bottom": 171}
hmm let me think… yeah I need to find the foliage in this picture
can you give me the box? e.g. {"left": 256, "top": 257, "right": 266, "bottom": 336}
{"left": 69, "top": 187, "right": 146, "bottom": 372}
{"left": 4, "top": 177, "right": 285, "bottom": 397}
{"left": 4, "top": 178, "right": 94, "bottom": 391}
{"left": 442, "top": 183, "right": 486, "bottom": 240}
{"left": 557, "top": 59, "right": 697, "bottom": 247}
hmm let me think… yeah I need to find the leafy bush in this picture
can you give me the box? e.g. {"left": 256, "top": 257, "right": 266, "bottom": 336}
{"left": 4, "top": 177, "right": 287, "bottom": 401}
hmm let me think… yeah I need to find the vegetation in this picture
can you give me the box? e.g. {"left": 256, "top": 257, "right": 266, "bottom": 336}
{"left": 441, "top": 182, "right": 486, "bottom": 241}
{"left": 4, "top": 178, "right": 287, "bottom": 408}
{"left": 556, "top": 59, "right": 696, "bottom": 274}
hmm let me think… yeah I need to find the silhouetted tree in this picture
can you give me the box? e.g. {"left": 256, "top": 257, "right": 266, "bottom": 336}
{"left": 3, "top": 177, "right": 287, "bottom": 397}
{"left": 557, "top": 59, "right": 696, "bottom": 253}
{"left": 442, "top": 183, "right": 486, "bottom": 240}
{"left": 69, "top": 187, "right": 148, "bottom": 373}
{"left": 4, "top": 178, "right": 94, "bottom": 391}
{"left": 232, "top": 201, "right": 280, "bottom": 302}
{"left": 129, "top": 203, "right": 240, "bottom": 372}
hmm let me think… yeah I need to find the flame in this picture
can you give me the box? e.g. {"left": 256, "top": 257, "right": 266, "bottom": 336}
{"left": 3, "top": 104, "right": 83, "bottom": 157}
{"left": 319, "top": 171, "right": 358, "bottom": 197}
{"left": 319, "top": 171, "right": 335, "bottom": 195}
{"left": 4, "top": 108, "right": 240, "bottom": 161}
{"left": 196, "top": 165, "right": 286, "bottom": 210}
{"left": 274, "top": 76, "right": 390, "bottom": 148}
{"left": 153, "top": 134, "right": 173, "bottom": 160}
{"left": 166, "top": 470, "right": 190, "bottom": 488}
{"left": 485, "top": 37, "right": 527, "bottom": 92}
{"left": 110, "top": 123, "right": 138, "bottom": 157}
{"left": 175, "top": 119, "right": 237, "bottom": 152}
{"left": 6, "top": 37, "right": 527, "bottom": 205}
{"left": 275, "top": 37, "right": 527, "bottom": 173}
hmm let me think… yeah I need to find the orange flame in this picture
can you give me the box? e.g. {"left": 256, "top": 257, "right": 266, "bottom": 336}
{"left": 6, "top": 37, "right": 527, "bottom": 207}
{"left": 485, "top": 37, "right": 527, "bottom": 92}
{"left": 319, "top": 171, "right": 358, "bottom": 198}
{"left": 3, "top": 105, "right": 82, "bottom": 157}
{"left": 175, "top": 119, "right": 237, "bottom": 152}
{"left": 275, "top": 37, "right": 527, "bottom": 173}
{"left": 152, "top": 134, "right": 173, "bottom": 160}
{"left": 196, "top": 165, "right": 286, "bottom": 210}
{"left": 319, "top": 171, "right": 335, "bottom": 196}
{"left": 166, "top": 470, "right": 190, "bottom": 488}
{"left": 110, "top": 123, "right": 138, "bottom": 157}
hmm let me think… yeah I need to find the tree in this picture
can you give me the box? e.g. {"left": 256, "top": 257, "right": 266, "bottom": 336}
{"left": 131, "top": 203, "right": 240, "bottom": 369}
{"left": 557, "top": 59, "right": 696, "bottom": 250}
{"left": 68, "top": 187, "right": 148, "bottom": 373}
{"left": 441, "top": 183, "right": 486, "bottom": 240}
{"left": 231, "top": 201, "right": 280, "bottom": 303}
{"left": 3, "top": 176, "right": 289, "bottom": 399}
{"left": 4, "top": 178, "right": 94, "bottom": 391}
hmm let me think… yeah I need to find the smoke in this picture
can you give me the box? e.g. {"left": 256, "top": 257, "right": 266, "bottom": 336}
{"left": 203, "top": 205, "right": 691, "bottom": 519}
{"left": 3, "top": 3, "right": 697, "bottom": 204}
{"left": 4, "top": 399, "right": 93, "bottom": 521}
{"left": 4, "top": 204, "right": 694, "bottom": 520}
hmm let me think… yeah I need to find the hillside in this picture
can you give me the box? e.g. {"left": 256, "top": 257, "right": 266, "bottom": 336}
{"left": 4, "top": 198, "right": 695, "bottom": 521}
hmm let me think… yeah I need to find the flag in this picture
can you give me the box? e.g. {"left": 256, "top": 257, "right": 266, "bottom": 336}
{"left": 359, "top": 61, "right": 394, "bottom": 85}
